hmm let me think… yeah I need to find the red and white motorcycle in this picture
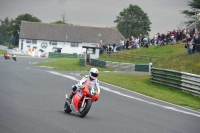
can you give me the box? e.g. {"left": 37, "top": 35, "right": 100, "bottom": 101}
{"left": 64, "top": 85, "right": 99, "bottom": 118}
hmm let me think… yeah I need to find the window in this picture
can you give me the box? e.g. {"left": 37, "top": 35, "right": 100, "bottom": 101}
{"left": 32, "top": 40, "right": 37, "bottom": 44}
{"left": 50, "top": 41, "right": 57, "bottom": 46}
{"left": 26, "top": 39, "right": 37, "bottom": 44}
{"left": 87, "top": 48, "right": 95, "bottom": 54}
{"left": 26, "top": 40, "right": 31, "bottom": 43}
{"left": 71, "top": 43, "right": 78, "bottom": 47}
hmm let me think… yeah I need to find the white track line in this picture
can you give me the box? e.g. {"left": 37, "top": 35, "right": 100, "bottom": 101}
{"left": 47, "top": 70, "right": 200, "bottom": 118}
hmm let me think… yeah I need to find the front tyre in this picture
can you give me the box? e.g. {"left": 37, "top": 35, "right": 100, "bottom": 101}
{"left": 79, "top": 99, "right": 92, "bottom": 118}
{"left": 64, "top": 101, "right": 72, "bottom": 113}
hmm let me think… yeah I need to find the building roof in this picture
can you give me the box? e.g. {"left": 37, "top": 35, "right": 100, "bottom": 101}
{"left": 19, "top": 21, "right": 125, "bottom": 45}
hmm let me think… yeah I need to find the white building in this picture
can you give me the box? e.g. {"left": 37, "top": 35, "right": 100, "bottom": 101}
{"left": 19, "top": 21, "right": 125, "bottom": 57}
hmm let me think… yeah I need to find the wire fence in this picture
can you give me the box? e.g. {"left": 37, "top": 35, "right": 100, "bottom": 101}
{"left": 0, "top": 34, "right": 16, "bottom": 49}
{"left": 102, "top": 52, "right": 160, "bottom": 63}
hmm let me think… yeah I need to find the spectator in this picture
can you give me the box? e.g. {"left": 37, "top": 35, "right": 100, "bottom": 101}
{"left": 122, "top": 40, "right": 125, "bottom": 50}
{"left": 180, "top": 29, "right": 183, "bottom": 40}
{"left": 192, "top": 31, "right": 200, "bottom": 53}
{"left": 186, "top": 34, "right": 193, "bottom": 55}
{"left": 99, "top": 43, "right": 103, "bottom": 55}
{"left": 183, "top": 29, "right": 186, "bottom": 39}
{"left": 148, "top": 35, "right": 151, "bottom": 45}
{"left": 108, "top": 45, "right": 112, "bottom": 56}
{"left": 126, "top": 38, "right": 129, "bottom": 49}
{"left": 154, "top": 34, "right": 157, "bottom": 45}
{"left": 173, "top": 29, "right": 177, "bottom": 42}
{"left": 119, "top": 40, "right": 123, "bottom": 51}
{"left": 112, "top": 43, "right": 116, "bottom": 52}
{"left": 143, "top": 35, "right": 148, "bottom": 48}
{"left": 103, "top": 44, "right": 107, "bottom": 53}
{"left": 166, "top": 32, "right": 170, "bottom": 45}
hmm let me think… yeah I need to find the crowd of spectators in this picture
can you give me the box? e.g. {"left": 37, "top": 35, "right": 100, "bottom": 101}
{"left": 183, "top": 30, "right": 200, "bottom": 55}
{"left": 99, "top": 27, "right": 200, "bottom": 55}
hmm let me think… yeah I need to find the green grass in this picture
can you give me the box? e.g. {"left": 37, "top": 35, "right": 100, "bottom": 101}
{"left": 37, "top": 58, "right": 200, "bottom": 110}
{"left": 36, "top": 58, "right": 114, "bottom": 71}
{"left": 99, "top": 74, "right": 200, "bottom": 110}
{"left": 99, "top": 43, "right": 186, "bottom": 64}
{"left": 100, "top": 43, "right": 200, "bottom": 75}
{"left": 119, "top": 42, "right": 185, "bottom": 57}
{"left": 153, "top": 53, "right": 200, "bottom": 75}
{"left": 0, "top": 50, "right": 5, "bottom": 54}
{"left": 99, "top": 55, "right": 150, "bottom": 64}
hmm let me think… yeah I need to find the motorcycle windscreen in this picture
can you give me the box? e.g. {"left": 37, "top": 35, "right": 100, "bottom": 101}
{"left": 88, "top": 86, "right": 98, "bottom": 96}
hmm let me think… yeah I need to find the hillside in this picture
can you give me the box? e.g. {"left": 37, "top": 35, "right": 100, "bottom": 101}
{"left": 99, "top": 43, "right": 200, "bottom": 75}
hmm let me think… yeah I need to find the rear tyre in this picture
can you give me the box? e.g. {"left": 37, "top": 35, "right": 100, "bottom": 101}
{"left": 79, "top": 99, "right": 92, "bottom": 118}
{"left": 64, "top": 101, "right": 72, "bottom": 113}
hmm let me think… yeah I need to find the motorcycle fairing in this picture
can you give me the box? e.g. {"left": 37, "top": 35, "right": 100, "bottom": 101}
{"left": 72, "top": 91, "right": 83, "bottom": 112}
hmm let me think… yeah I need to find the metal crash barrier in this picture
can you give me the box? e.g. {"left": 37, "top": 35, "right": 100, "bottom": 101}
{"left": 151, "top": 67, "right": 200, "bottom": 96}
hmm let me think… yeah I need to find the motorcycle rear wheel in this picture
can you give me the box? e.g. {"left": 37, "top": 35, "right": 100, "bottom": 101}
{"left": 79, "top": 99, "right": 92, "bottom": 118}
{"left": 64, "top": 101, "right": 72, "bottom": 113}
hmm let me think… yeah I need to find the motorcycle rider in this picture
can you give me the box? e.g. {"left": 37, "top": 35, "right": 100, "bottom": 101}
{"left": 12, "top": 54, "right": 17, "bottom": 61}
{"left": 69, "top": 68, "right": 100, "bottom": 100}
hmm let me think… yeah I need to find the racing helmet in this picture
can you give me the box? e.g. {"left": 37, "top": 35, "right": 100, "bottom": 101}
{"left": 89, "top": 68, "right": 99, "bottom": 80}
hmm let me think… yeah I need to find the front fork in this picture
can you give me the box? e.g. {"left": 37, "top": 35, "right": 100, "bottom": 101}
{"left": 81, "top": 97, "right": 91, "bottom": 108}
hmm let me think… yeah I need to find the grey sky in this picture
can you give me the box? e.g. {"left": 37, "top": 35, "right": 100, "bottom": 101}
{"left": 0, "top": 0, "right": 191, "bottom": 37}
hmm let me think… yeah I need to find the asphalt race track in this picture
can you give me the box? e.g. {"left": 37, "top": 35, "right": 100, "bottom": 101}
{"left": 0, "top": 57, "right": 200, "bottom": 133}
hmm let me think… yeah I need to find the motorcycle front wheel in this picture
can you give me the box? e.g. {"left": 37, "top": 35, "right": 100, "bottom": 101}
{"left": 79, "top": 99, "right": 92, "bottom": 118}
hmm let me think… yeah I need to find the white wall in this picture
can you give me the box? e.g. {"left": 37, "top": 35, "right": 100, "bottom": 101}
{"left": 90, "top": 49, "right": 100, "bottom": 59}
{"left": 19, "top": 39, "right": 99, "bottom": 58}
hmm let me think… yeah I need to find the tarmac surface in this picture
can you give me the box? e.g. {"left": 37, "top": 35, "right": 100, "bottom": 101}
{"left": 0, "top": 56, "right": 200, "bottom": 133}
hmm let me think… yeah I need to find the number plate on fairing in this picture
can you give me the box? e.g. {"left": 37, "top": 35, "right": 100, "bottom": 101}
{"left": 89, "top": 87, "right": 98, "bottom": 95}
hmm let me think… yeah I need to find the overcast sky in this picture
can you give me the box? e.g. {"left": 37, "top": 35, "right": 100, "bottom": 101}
{"left": 0, "top": 0, "right": 191, "bottom": 37}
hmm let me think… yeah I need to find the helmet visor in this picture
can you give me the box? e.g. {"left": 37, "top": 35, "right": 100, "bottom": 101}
{"left": 91, "top": 72, "right": 98, "bottom": 77}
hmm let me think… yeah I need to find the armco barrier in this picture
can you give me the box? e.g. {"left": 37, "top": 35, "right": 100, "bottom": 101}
{"left": 151, "top": 67, "right": 200, "bottom": 95}
{"left": 79, "top": 59, "right": 85, "bottom": 66}
{"left": 90, "top": 59, "right": 106, "bottom": 68}
{"left": 49, "top": 52, "right": 77, "bottom": 58}
{"left": 135, "top": 64, "right": 149, "bottom": 72}
{"left": 89, "top": 59, "right": 150, "bottom": 72}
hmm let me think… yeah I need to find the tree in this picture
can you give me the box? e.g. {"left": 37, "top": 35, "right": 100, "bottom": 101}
{"left": 0, "top": 17, "right": 14, "bottom": 36}
{"left": 12, "top": 14, "right": 41, "bottom": 46}
{"left": 51, "top": 20, "right": 67, "bottom": 24}
{"left": 0, "top": 14, "right": 41, "bottom": 47}
{"left": 114, "top": 4, "right": 152, "bottom": 38}
{"left": 0, "top": 17, "right": 16, "bottom": 47}
{"left": 181, "top": 0, "right": 200, "bottom": 26}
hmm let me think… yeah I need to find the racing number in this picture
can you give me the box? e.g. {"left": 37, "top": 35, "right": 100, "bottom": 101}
{"left": 90, "top": 87, "right": 97, "bottom": 95}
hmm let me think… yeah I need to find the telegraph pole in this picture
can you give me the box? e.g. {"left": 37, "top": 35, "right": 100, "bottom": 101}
{"left": 62, "top": 13, "right": 66, "bottom": 23}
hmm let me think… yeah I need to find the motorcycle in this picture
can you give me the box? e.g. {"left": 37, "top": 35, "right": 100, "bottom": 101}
{"left": 64, "top": 85, "right": 99, "bottom": 118}
{"left": 4, "top": 53, "right": 11, "bottom": 60}
{"left": 12, "top": 56, "right": 17, "bottom": 61}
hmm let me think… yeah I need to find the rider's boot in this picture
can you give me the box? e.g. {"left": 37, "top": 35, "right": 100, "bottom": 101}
{"left": 68, "top": 85, "right": 77, "bottom": 100}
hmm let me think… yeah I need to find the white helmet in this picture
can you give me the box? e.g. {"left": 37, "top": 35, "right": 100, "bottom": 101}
{"left": 89, "top": 68, "right": 99, "bottom": 80}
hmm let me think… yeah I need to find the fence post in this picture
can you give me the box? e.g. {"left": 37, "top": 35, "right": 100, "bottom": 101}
{"left": 149, "top": 62, "right": 152, "bottom": 74}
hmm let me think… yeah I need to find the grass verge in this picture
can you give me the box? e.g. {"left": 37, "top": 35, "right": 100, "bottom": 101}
{"left": 153, "top": 53, "right": 200, "bottom": 75}
{"left": 37, "top": 58, "right": 200, "bottom": 110}
{"left": 0, "top": 50, "right": 5, "bottom": 54}
{"left": 36, "top": 58, "right": 114, "bottom": 71}
{"left": 99, "top": 74, "right": 200, "bottom": 110}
